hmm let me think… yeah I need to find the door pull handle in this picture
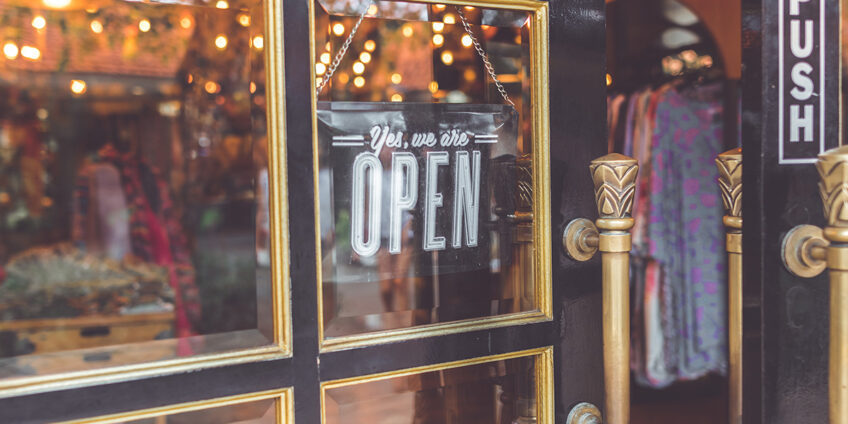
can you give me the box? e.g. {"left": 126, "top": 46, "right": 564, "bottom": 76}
{"left": 781, "top": 146, "right": 848, "bottom": 424}
{"left": 563, "top": 153, "right": 638, "bottom": 424}
{"left": 716, "top": 148, "right": 743, "bottom": 424}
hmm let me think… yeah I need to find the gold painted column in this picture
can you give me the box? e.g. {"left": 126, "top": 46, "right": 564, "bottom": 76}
{"left": 564, "top": 153, "right": 638, "bottom": 424}
{"left": 817, "top": 147, "right": 848, "bottom": 424}
{"left": 716, "top": 148, "right": 742, "bottom": 424}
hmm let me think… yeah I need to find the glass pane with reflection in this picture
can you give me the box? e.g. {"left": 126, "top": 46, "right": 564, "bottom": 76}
{"left": 324, "top": 355, "right": 538, "bottom": 424}
{"left": 315, "top": 0, "right": 539, "bottom": 339}
{"left": 116, "top": 398, "right": 277, "bottom": 424}
{"left": 0, "top": 0, "right": 274, "bottom": 380}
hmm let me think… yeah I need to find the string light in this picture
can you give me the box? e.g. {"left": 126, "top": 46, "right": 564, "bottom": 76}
{"left": 434, "top": 4, "right": 446, "bottom": 10}
{"left": 606, "top": 73, "right": 612, "bottom": 86}
{"left": 440, "top": 51, "right": 453, "bottom": 65}
{"left": 463, "top": 69, "right": 475, "bottom": 81}
{"left": 3, "top": 42, "right": 18, "bottom": 60}
{"left": 320, "top": 52, "right": 331, "bottom": 64}
{"left": 429, "top": 81, "right": 439, "bottom": 93}
{"left": 31, "top": 16, "right": 46, "bottom": 30}
{"left": 216, "top": 0, "right": 229, "bottom": 8}
{"left": 215, "top": 34, "right": 228, "bottom": 49}
{"left": 402, "top": 24, "right": 413, "bottom": 37}
{"left": 20, "top": 46, "right": 40, "bottom": 60}
{"left": 443, "top": 14, "right": 455, "bottom": 24}
{"left": 325, "top": 41, "right": 331, "bottom": 50}
{"left": 367, "top": 4, "right": 378, "bottom": 15}
{"left": 364, "top": 40, "right": 376, "bottom": 52}
{"left": 90, "top": 20, "right": 103, "bottom": 33}
{"left": 338, "top": 72, "right": 350, "bottom": 84}
{"left": 332, "top": 23, "right": 345, "bottom": 36}
{"left": 250, "top": 81, "right": 257, "bottom": 93}
{"left": 461, "top": 34, "right": 472, "bottom": 47}
{"left": 180, "top": 16, "right": 193, "bottom": 29}
{"left": 139, "top": 19, "right": 151, "bottom": 32}
{"left": 353, "top": 76, "right": 365, "bottom": 87}
{"left": 391, "top": 93, "right": 403, "bottom": 102}
{"left": 42, "top": 0, "right": 71, "bottom": 8}
{"left": 432, "top": 34, "right": 444, "bottom": 46}
{"left": 70, "top": 79, "right": 87, "bottom": 95}
{"left": 359, "top": 52, "right": 371, "bottom": 63}
{"left": 187, "top": 74, "right": 193, "bottom": 83}
{"left": 465, "top": 6, "right": 475, "bottom": 10}
{"left": 238, "top": 14, "right": 250, "bottom": 27}
{"left": 352, "top": 61, "right": 365, "bottom": 74}
{"left": 316, "top": 63, "right": 327, "bottom": 75}
{"left": 432, "top": 22, "right": 444, "bottom": 32}
{"left": 252, "top": 35, "right": 264, "bottom": 49}
{"left": 390, "top": 73, "right": 402, "bottom": 84}
{"left": 204, "top": 81, "right": 220, "bottom": 94}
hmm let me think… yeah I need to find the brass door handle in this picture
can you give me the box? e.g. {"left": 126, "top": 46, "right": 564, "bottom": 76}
{"left": 716, "top": 148, "right": 742, "bottom": 424}
{"left": 781, "top": 146, "right": 848, "bottom": 424}
{"left": 563, "top": 153, "right": 638, "bottom": 424}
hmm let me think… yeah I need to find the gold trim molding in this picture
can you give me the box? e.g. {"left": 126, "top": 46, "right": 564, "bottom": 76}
{"left": 310, "top": 0, "right": 552, "bottom": 352}
{"left": 0, "top": 0, "right": 291, "bottom": 397}
{"left": 320, "top": 346, "right": 553, "bottom": 424}
{"left": 63, "top": 388, "right": 293, "bottom": 424}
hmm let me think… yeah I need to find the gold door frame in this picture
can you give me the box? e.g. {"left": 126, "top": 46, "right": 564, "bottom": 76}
{"left": 0, "top": 0, "right": 292, "bottom": 398}
{"left": 320, "top": 346, "right": 554, "bottom": 424}
{"left": 63, "top": 388, "right": 293, "bottom": 424}
{"left": 310, "top": 0, "right": 552, "bottom": 352}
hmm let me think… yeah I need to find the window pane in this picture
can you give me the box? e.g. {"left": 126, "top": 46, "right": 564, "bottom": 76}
{"left": 324, "top": 355, "right": 539, "bottom": 424}
{"left": 315, "top": 0, "right": 541, "bottom": 340}
{"left": 0, "top": 0, "right": 276, "bottom": 380}
{"left": 117, "top": 398, "right": 277, "bottom": 424}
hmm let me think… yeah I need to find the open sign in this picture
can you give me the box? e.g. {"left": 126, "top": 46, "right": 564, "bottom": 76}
{"left": 317, "top": 102, "right": 519, "bottom": 278}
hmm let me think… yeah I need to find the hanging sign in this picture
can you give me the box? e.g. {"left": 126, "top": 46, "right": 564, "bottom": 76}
{"left": 317, "top": 102, "right": 519, "bottom": 281}
{"left": 777, "top": 0, "right": 839, "bottom": 164}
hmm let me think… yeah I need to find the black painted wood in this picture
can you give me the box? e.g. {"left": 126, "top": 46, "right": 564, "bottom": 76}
{"left": 0, "top": 1, "right": 609, "bottom": 422}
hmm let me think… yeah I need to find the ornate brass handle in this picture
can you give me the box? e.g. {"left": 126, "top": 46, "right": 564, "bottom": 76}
{"left": 563, "top": 153, "right": 638, "bottom": 424}
{"left": 716, "top": 148, "right": 742, "bottom": 424}
{"left": 781, "top": 145, "right": 848, "bottom": 424}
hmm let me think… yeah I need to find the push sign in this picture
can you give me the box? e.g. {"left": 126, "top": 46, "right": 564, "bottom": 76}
{"left": 777, "top": 0, "right": 838, "bottom": 164}
{"left": 317, "top": 102, "right": 519, "bottom": 279}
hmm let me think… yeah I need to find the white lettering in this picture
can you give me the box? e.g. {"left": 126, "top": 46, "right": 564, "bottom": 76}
{"left": 423, "top": 151, "right": 449, "bottom": 251}
{"left": 790, "top": 61, "right": 815, "bottom": 100}
{"left": 790, "top": 0, "right": 811, "bottom": 15}
{"left": 790, "top": 20, "right": 814, "bottom": 58}
{"left": 351, "top": 152, "right": 382, "bottom": 257}
{"left": 452, "top": 151, "right": 481, "bottom": 248}
{"left": 389, "top": 152, "right": 418, "bottom": 254}
{"left": 790, "top": 104, "right": 815, "bottom": 142}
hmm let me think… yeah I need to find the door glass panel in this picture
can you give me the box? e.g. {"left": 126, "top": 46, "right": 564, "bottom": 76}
{"left": 0, "top": 0, "right": 280, "bottom": 381}
{"left": 314, "top": 0, "right": 548, "bottom": 341}
{"left": 323, "top": 353, "right": 542, "bottom": 424}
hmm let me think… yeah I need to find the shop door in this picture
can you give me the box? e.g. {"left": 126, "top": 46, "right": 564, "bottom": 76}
{"left": 0, "top": 0, "right": 615, "bottom": 423}
{"left": 740, "top": 0, "right": 843, "bottom": 423}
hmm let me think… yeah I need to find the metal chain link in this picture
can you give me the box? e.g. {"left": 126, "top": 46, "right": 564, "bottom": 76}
{"left": 454, "top": 6, "right": 514, "bottom": 107}
{"left": 317, "top": 1, "right": 515, "bottom": 108}
{"left": 316, "top": 0, "right": 374, "bottom": 96}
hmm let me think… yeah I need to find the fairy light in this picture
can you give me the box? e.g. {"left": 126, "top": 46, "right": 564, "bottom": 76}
{"left": 325, "top": 41, "right": 331, "bottom": 50}
{"left": 390, "top": 73, "right": 402, "bottom": 84}
{"left": 432, "top": 22, "right": 444, "bottom": 32}
{"left": 42, "top": 0, "right": 71, "bottom": 8}
{"left": 461, "top": 34, "right": 472, "bottom": 47}
{"left": 20, "top": 46, "right": 40, "bottom": 60}
{"left": 252, "top": 35, "right": 264, "bottom": 49}
{"left": 31, "top": 16, "right": 46, "bottom": 30}
{"left": 443, "top": 14, "right": 455, "bottom": 24}
{"left": 90, "top": 19, "right": 103, "bottom": 33}
{"left": 428, "top": 81, "right": 439, "bottom": 93}
{"left": 338, "top": 72, "right": 350, "bottom": 84}
{"left": 352, "top": 61, "right": 365, "bottom": 75}
{"left": 463, "top": 68, "right": 475, "bottom": 81}
{"left": 606, "top": 73, "right": 612, "bottom": 86}
{"left": 187, "top": 74, "right": 193, "bottom": 84}
{"left": 359, "top": 52, "right": 371, "bottom": 63}
{"left": 204, "top": 81, "right": 220, "bottom": 94}
{"left": 353, "top": 76, "right": 365, "bottom": 87}
{"left": 332, "top": 23, "right": 345, "bottom": 36}
{"left": 215, "top": 34, "right": 228, "bottom": 49}
{"left": 250, "top": 81, "right": 257, "bottom": 93}
{"left": 432, "top": 34, "right": 444, "bottom": 46}
{"left": 364, "top": 40, "right": 376, "bottom": 52}
{"left": 391, "top": 93, "right": 403, "bottom": 102}
{"left": 180, "top": 16, "right": 192, "bottom": 29}
{"left": 316, "top": 63, "right": 327, "bottom": 75}
{"left": 465, "top": 6, "right": 475, "bottom": 10}
{"left": 238, "top": 14, "right": 250, "bottom": 27}
{"left": 402, "top": 24, "right": 413, "bottom": 37}
{"left": 216, "top": 0, "right": 229, "bottom": 8}
{"left": 70, "top": 79, "right": 87, "bottom": 95}
{"left": 138, "top": 19, "right": 151, "bottom": 32}
{"left": 3, "top": 42, "right": 18, "bottom": 60}
{"left": 434, "top": 4, "right": 446, "bottom": 10}
{"left": 367, "top": 4, "right": 378, "bottom": 15}
{"left": 320, "top": 52, "right": 331, "bottom": 64}
{"left": 440, "top": 51, "right": 453, "bottom": 65}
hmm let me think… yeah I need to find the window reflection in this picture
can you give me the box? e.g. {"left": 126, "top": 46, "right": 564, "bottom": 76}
{"left": 0, "top": 0, "right": 273, "bottom": 378}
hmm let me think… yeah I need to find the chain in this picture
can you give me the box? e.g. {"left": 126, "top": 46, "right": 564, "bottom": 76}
{"left": 317, "top": 1, "right": 514, "bottom": 108}
{"left": 455, "top": 6, "right": 514, "bottom": 107}
{"left": 316, "top": 0, "right": 374, "bottom": 96}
